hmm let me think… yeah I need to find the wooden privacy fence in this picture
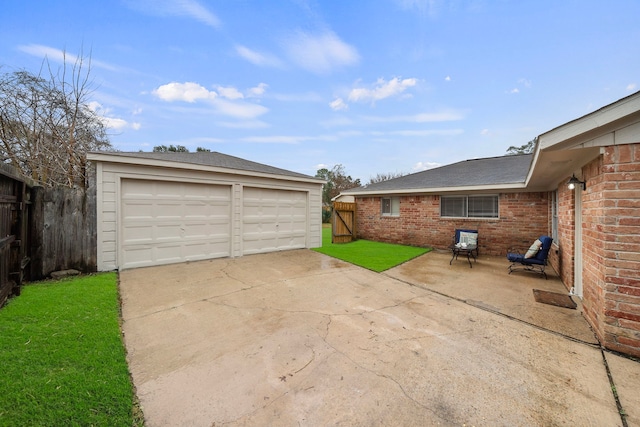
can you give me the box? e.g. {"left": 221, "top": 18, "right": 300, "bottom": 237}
{"left": 0, "top": 163, "right": 97, "bottom": 305}
{"left": 332, "top": 202, "right": 356, "bottom": 243}
{"left": 0, "top": 164, "right": 32, "bottom": 304}
{"left": 35, "top": 184, "right": 97, "bottom": 277}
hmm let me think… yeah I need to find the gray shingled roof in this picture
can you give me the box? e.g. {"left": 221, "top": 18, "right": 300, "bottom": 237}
{"left": 344, "top": 154, "right": 533, "bottom": 193}
{"left": 93, "top": 151, "right": 320, "bottom": 181}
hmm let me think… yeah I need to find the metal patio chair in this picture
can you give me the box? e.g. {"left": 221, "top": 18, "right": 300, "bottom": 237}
{"left": 506, "top": 235, "right": 553, "bottom": 279}
{"left": 453, "top": 229, "right": 479, "bottom": 257}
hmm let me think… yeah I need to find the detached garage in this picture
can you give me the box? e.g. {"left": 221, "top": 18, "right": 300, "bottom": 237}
{"left": 88, "top": 151, "right": 324, "bottom": 271}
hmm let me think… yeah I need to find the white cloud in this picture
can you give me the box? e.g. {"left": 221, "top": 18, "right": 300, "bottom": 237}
{"left": 235, "top": 45, "right": 283, "bottom": 68}
{"left": 18, "top": 44, "right": 119, "bottom": 71}
{"left": 627, "top": 83, "right": 637, "bottom": 91}
{"left": 86, "top": 101, "right": 140, "bottom": 131}
{"left": 348, "top": 77, "right": 417, "bottom": 103}
{"left": 217, "top": 86, "right": 244, "bottom": 100}
{"left": 508, "top": 78, "right": 531, "bottom": 94}
{"left": 109, "top": 119, "right": 141, "bottom": 131}
{"left": 126, "top": 0, "right": 220, "bottom": 28}
{"left": 154, "top": 82, "right": 215, "bottom": 102}
{"left": 445, "top": 76, "right": 451, "bottom": 82}
{"left": 481, "top": 128, "right": 490, "bottom": 135}
{"left": 329, "top": 98, "right": 348, "bottom": 111}
{"left": 283, "top": 30, "right": 359, "bottom": 74}
{"left": 246, "top": 83, "right": 268, "bottom": 98}
{"left": 102, "top": 117, "right": 128, "bottom": 130}
{"left": 153, "top": 81, "right": 268, "bottom": 119}
{"left": 413, "top": 161, "right": 441, "bottom": 171}
{"left": 518, "top": 78, "right": 532, "bottom": 88}
{"left": 176, "top": 0, "right": 220, "bottom": 28}
{"left": 212, "top": 98, "right": 268, "bottom": 119}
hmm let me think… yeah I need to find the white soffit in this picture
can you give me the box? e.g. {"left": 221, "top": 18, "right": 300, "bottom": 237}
{"left": 539, "top": 91, "right": 640, "bottom": 151}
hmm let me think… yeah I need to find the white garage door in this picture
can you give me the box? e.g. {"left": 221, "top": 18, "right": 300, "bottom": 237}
{"left": 120, "top": 179, "right": 231, "bottom": 269}
{"left": 242, "top": 187, "right": 307, "bottom": 255}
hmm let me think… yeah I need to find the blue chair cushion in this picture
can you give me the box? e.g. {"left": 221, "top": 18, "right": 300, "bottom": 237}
{"left": 507, "top": 252, "right": 545, "bottom": 265}
{"left": 507, "top": 235, "right": 552, "bottom": 266}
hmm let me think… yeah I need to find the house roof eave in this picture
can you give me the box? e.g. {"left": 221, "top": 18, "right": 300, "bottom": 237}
{"left": 538, "top": 90, "right": 640, "bottom": 151}
{"left": 343, "top": 182, "right": 527, "bottom": 197}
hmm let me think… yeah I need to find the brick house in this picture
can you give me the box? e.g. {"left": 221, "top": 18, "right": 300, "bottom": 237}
{"left": 339, "top": 91, "right": 640, "bottom": 358}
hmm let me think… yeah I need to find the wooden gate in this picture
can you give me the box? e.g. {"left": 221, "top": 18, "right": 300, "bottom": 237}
{"left": 332, "top": 202, "right": 356, "bottom": 243}
{"left": 0, "top": 164, "right": 32, "bottom": 304}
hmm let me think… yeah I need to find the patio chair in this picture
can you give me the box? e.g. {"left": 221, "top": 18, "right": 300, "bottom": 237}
{"left": 453, "top": 229, "right": 479, "bottom": 257}
{"left": 506, "top": 236, "right": 553, "bottom": 279}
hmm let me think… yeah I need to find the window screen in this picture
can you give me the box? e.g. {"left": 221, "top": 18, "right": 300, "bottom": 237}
{"left": 381, "top": 197, "right": 400, "bottom": 216}
{"left": 440, "top": 196, "right": 466, "bottom": 217}
{"left": 441, "top": 195, "right": 498, "bottom": 218}
{"left": 468, "top": 196, "right": 498, "bottom": 218}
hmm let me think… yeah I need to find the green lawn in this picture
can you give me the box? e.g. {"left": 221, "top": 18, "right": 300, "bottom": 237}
{"left": 313, "top": 224, "right": 430, "bottom": 272}
{"left": 0, "top": 273, "right": 143, "bottom": 427}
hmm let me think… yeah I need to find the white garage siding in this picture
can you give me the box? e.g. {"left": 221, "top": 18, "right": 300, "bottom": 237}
{"left": 90, "top": 153, "right": 324, "bottom": 271}
{"left": 120, "top": 179, "right": 231, "bottom": 269}
{"left": 242, "top": 187, "right": 307, "bottom": 255}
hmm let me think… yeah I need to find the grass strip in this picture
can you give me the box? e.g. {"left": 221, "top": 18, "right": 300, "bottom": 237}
{"left": 0, "top": 273, "right": 141, "bottom": 426}
{"left": 313, "top": 225, "right": 430, "bottom": 272}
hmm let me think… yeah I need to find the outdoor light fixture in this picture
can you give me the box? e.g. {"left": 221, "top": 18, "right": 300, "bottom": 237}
{"left": 567, "top": 174, "right": 586, "bottom": 190}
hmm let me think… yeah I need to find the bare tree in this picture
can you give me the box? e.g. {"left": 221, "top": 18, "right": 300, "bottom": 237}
{"left": 0, "top": 51, "right": 112, "bottom": 188}
{"left": 368, "top": 171, "right": 406, "bottom": 185}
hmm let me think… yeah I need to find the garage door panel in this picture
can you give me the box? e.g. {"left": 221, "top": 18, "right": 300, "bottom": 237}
{"left": 121, "top": 201, "right": 154, "bottom": 219}
{"left": 122, "top": 224, "right": 154, "bottom": 242}
{"left": 121, "top": 179, "right": 231, "bottom": 269}
{"left": 242, "top": 187, "right": 308, "bottom": 255}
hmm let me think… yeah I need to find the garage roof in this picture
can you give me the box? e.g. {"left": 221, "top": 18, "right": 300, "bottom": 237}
{"left": 89, "top": 151, "right": 323, "bottom": 182}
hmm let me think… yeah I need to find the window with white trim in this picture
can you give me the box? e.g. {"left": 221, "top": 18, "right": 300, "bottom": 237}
{"left": 381, "top": 197, "right": 400, "bottom": 216}
{"left": 440, "top": 195, "right": 498, "bottom": 218}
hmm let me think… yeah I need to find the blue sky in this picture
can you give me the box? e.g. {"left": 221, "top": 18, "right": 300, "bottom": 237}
{"left": 1, "top": 0, "right": 639, "bottom": 182}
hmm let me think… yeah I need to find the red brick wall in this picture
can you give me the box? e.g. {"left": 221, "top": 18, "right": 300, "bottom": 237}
{"left": 580, "top": 155, "right": 606, "bottom": 352}
{"left": 586, "top": 144, "right": 640, "bottom": 357}
{"left": 551, "top": 178, "right": 576, "bottom": 290}
{"left": 355, "top": 192, "right": 549, "bottom": 256}
{"left": 355, "top": 143, "right": 640, "bottom": 358}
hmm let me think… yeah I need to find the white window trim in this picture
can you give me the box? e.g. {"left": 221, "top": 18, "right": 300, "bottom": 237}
{"left": 381, "top": 196, "right": 400, "bottom": 217}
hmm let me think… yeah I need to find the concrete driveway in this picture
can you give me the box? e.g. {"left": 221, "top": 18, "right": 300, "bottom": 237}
{"left": 119, "top": 249, "right": 638, "bottom": 426}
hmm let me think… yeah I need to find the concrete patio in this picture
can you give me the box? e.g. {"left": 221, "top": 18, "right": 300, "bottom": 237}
{"left": 119, "top": 249, "right": 639, "bottom": 426}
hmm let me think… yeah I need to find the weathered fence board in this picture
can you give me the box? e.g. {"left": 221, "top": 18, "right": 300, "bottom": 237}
{"left": 38, "top": 177, "right": 97, "bottom": 277}
{"left": 332, "top": 202, "right": 356, "bottom": 243}
{"left": 0, "top": 164, "right": 31, "bottom": 304}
